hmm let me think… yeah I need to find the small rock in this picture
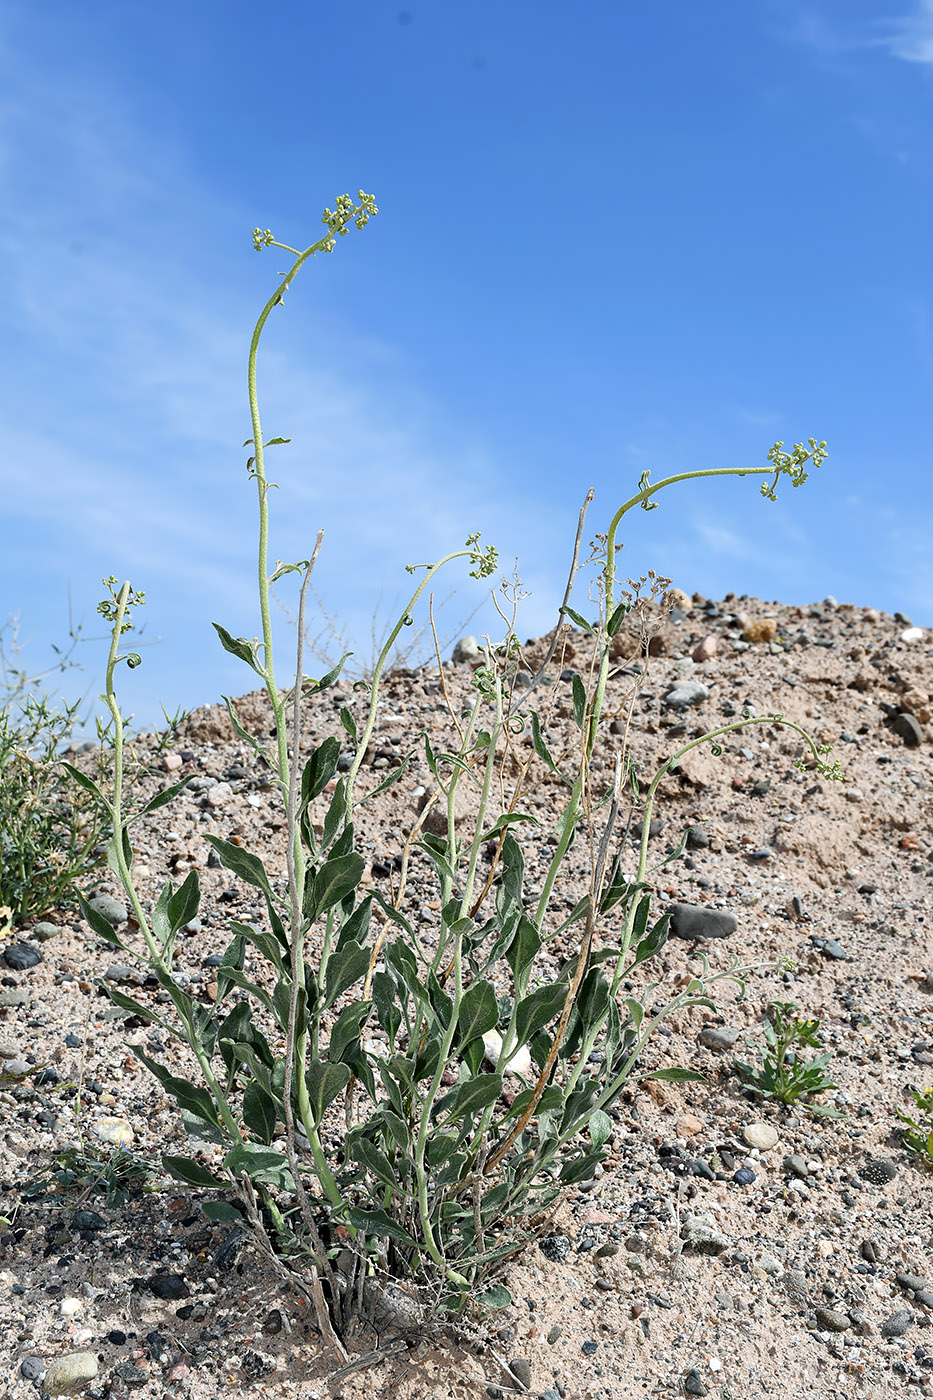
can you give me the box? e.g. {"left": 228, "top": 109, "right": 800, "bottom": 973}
{"left": 42, "top": 1353, "right": 99, "bottom": 1395}
{"left": 87, "top": 893, "right": 128, "bottom": 927}
{"left": 691, "top": 636, "right": 717, "bottom": 663}
{"left": 664, "top": 682, "right": 710, "bottom": 710}
{"left": 72, "top": 1210, "right": 107, "bottom": 1232}
{"left": 581, "top": 1340, "right": 598, "bottom": 1356}
{"left": 0, "top": 988, "right": 28, "bottom": 1006}
{"left": 815, "top": 1306, "right": 850, "bottom": 1333}
{"left": 20, "top": 1357, "right": 45, "bottom": 1380}
{"left": 881, "top": 1309, "right": 914, "bottom": 1338}
{"left": 682, "top": 1214, "right": 731, "bottom": 1255}
{"left": 783, "top": 1154, "right": 809, "bottom": 1179}
{"left": 891, "top": 712, "right": 924, "bottom": 747}
{"left": 2, "top": 942, "right": 42, "bottom": 971}
{"left": 507, "top": 1358, "right": 532, "bottom": 1388}
{"left": 113, "top": 1362, "right": 148, "bottom": 1388}
{"left": 897, "top": 1273, "right": 931, "bottom": 1295}
{"left": 677, "top": 1114, "right": 705, "bottom": 1138}
{"left": 698, "top": 1026, "right": 741, "bottom": 1051}
{"left": 93, "top": 1117, "right": 134, "bottom": 1148}
{"left": 539, "top": 1235, "right": 571, "bottom": 1263}
{"left": 860, "top": 1240, "right": 882, "bottom": 1263}
{"left": 241, "top": 1350, "right": 276, "bottom": 1381}
{"left": 811, "top": 935, "right": 848, "bottom": 961}
{"left": 733, "top": 1168, "right": 756, "bottom": 1186}
{"left": 546, "top": 1325, "right": 563, "bottom": 1344}
{"left": 757, "top": 1252, "right": 782, "bottom": 1277}
{"left": 452, "top": 635, "right": 482, "bottom": 665}
{"left": 859, "top": 1157, "right": 898, "bottom": 1186}
{"left": 683, "top": 1369, "right": 708, "bottom": 1396}
{"left": 103, "top": 964, "right": 143, "bottom": 985}
{"left": 686, "top": 825, "right": 710, "bottom": 848}
{"left": 742, "top": 618, "right": 778, "bottom": 643}
{"left": 32, "top": 921, "right": 61, "bottom": 942}
{"left": 203, "top": 781, "right": 233, "bottom": 809}
{"left": 482, "top": 1030, "right": 533, "bottom": 1078}
{"left": 782, "top": 1269, "right": 809, "bottom": 1306}
{"left": 162, "top": 753, "right": 183, "bottom": 772}
{"left": 3, "top": 1058, "right": 30, "bottom": 1075}
{"left": 669, "top": 904, "right": 737, "bottom": 941}
{"left": 148, "top": 1273, "right": 188, "bottom": 1301}
{"left": 900, "top": 627, "right": 924, "bottom": 644}
{"left": 743, "top": 1123, "right": 779, "bottom": 1151}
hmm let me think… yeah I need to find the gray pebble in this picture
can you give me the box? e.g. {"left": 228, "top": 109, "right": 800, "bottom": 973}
{"left": 20, "top": 1356, "right": 45, "bottom": 1380}
{"left": 881, "top": 1309, "right": 914, "bottom": 1338}
{"left": 890, "top": 713, "right": 923, "bottom": 748}
{"left": 507, "top": 1358, "right": 532, "bottom": 1388}
{"left": 815, "top": 1306, "right": 850, "bottom": 1333}
{"left": 664, "top": 682, "right": 710, "bottom": 710}
{"left": 87, "top": 893, "right": 128, "bottom": 927}
{"left": 682, "top": 1214, "right": 731, "bottom": 1255}
{"left": 698, "top": 1025, "right": 741, "bottom": 1051}
{"left": 2, "top": 942, "right": 42, "bottom": 971}
{"left": 32, "top": 921, "right": 61, "bottom": 941}
{"left": 683, "top": 1369, "right": 708, "bottom": 1396}
{"left": 859, "top": 1157, "right": 898, "bottom": 1186}
{"left": 669, "top": 904, "right": 737, "bottom": 941}
{"left": 546, "top": 1325, "right": 563, "bottom": 1344}
{"left": 783, "top": 1154, "right": 810, "bottom": 1179}
{"left": 897, "top": 1274, "right": 930, "bottom": 1295}
{"left": 0, "top": 989, "right": 29, "bottom": 1007}
{"left": 103, "top": 965, "right": 143, "bottom": 985}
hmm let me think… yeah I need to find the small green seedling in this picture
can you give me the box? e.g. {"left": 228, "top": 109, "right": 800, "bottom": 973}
{"left": 897, "top": 1087, "right": 933, "bottom": 1166}
{"left": 733, "top": 1001, "right": 840, "bottom": 1115}
{"left": 23, "top": 1144, "right": 157, "bottom": 1209}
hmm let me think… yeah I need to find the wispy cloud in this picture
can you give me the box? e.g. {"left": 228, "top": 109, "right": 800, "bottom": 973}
{"left": 881, "top": 0, "right": 933, "bottom": 63}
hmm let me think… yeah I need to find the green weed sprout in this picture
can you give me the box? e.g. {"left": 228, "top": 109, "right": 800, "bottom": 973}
{"left": 733, "top": 1001, "right": 840, "bottom": 1115}
{"left": 897, "top": 1087, "right": 933, "bottom": 1166}
{"left": 66, "top": 187, "right": 836, "bottom": 1359}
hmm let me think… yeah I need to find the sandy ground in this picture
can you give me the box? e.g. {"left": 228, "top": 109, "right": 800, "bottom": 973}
{"left": 2, "top": 589, "right": 933, "bottom": 1400}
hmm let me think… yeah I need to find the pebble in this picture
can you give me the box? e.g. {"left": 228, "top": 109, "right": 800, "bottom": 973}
{"left": 691, "top": 636, "right": 717, "bottom": 662}
{"left": 546, "top": 1325, "right": 563, "bottom": 1344}
{"left": 113, "top": 1361, "right": 148, "bottom": 1387}
{"left": 148, "top": 1273, "right": 189, "bottom": 1300}
{"left": 508, "top": 1358, "right": 532, "bottom": 1387}
{"left": 581, "top": 1340, "right": 599, "bottom": 1355}
{"left": 0, "top": 988, "right": 29, "bottom": 1006}
{"left": 203, "top": 781, "right": 233, "bottom": 808}
{"left": 87, "top": 893, "right": 128, "bottom": 928}
{"left": 677, "top": 1114, "right": 705, "bottom": 1138}
{"left": 2, "top": 942, "right": 42, "bottom": 970}
{"left": 669, "top": 904, "right": 738, "bottom": 941}
{"left": 162, "top": 752, "right": 183, "bottom": 771}
{"left": 32, "top": 921, "right": 61, "bottom": 941}
{"left": 73, "top": 1209, "right": 107, "bottom": 1232}
{"left": 683, "top": 1370, "right": 708, "bottom": 1396}
{"left": 811, "top": 935, "right": 848, "bottom": 961}
{"left": 42, "top": 1353, "right": 99, "bottom": 1395}
{"left": 664, "top": 682, "right": 710, "bottom": 710}
{"left": 539, "top": 1235, "right": 571, "bottom": 1262}
{"left": 104, "top": 964, "right": 143, "bottom": 985}
{"left": 783, "top": 1154, "right": 809, "bottom": 1179}
{"left": 20, "top": 1357, "right": 45, "bottom": 1380}
{"left": 698, "top": 1026, "right": 741, "bottom": 1051}
{"left": 900, "top": 627, "right": 925, "bottom": 644}
{"left": 859, "top": 1157, "right": 898, "bottom": 1186}
{"left": 452, "top": 635, "right": 482, "bottom": 664}
{"left": 815, "top": 1306, "right": 850, "bottom": 1333}
{"left": 682, "top": 1214, "right": 731, "bottom": 1255}
{"left": 241, "top": 1350, "right": 276, "bottom": 1380}
{"left": 733, "top": 1168, "right": 756, "bottom": 1186}
{"left": 93, "top": 1117, "right": 134, "bottom": 1147}
{"left": 881, "top": 1309, "right": 914, "bottom": 1338}
{"left": 897, "top": 1274, "right": 931, "bottom": 1295}
{"left": 743, "top": 1123, "right": 779, "bottom": 1151}
{"left": 891, "top": 713, "right": 924, "bottom": 747}
{"left": 686, "top": 825, "right": 710, "bottom": 848}
{"left": 743, "top": 618, "right": 778, "bottom": 643}
{"left": 3, "top": 1058, "right": 30, "bottom": 1076}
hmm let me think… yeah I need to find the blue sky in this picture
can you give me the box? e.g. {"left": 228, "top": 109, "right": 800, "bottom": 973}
{"left": 2, "top": 0, "right": 932, "bottom": 733}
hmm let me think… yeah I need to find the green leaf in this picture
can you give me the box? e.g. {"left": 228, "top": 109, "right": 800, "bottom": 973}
{"left": 309, "top": 651, "right": 352, "bottom": 694}
{"left": 456, "top": 979, "right": 499, "bottom": 1049}
{"left": 305, "top": 1059, "right": 351, "bottom": 1123}
{"left": 346, "top": 1207, "right": 417, "bottom": 1248}
{"left": 360, "top": 755, "right": 410, "bottom": 804}
{"left": 475, "top": 1283, "right": 512, "bottom": 1309}
{"left": 161, "top": 1154, "right": 225, "bottom": 1188}
{"left": 320, "top": 777, "right": 348, "bottom": 850}
{"left": 640, "top": 1066, "right": 708, "bottom": 1084}
{"left": 606, "top": 600, "right": 631, "bottom": 638}
{"left": 310, "top": 853, "right": 365, "bottom": 923}
{"left": 212, "top": 623, "right": 262, "bottom": 674}
{"left": 324, "top": 940, "right": 370, "bottom": 1008}
{"left": 223, "top": 1142, "right": 293, "bottom": 1190}
{"left": 450, "top": 1073, "right": 502, "bottom": 1119}
{"left": 228, "top": 919, "right": 285, "bottom": 975}
{"left": 139, "top": 775, "right": 192, "bottom": 817}
{"left": 264, "top": 436, "right": 291, "bottom": 446}
{"left": 168, "top": 869, "right": 200, "bottom": 934}
{"left": 102, "top": 985, "right": 175, "bottom": 1034}
{"left": 133, "top": 1047, "right": 224, "bottom": 1136}
{"left": 479, "top": 812, "right": 541, "bottom": 842}
{"left": 59, "top": 762, "right": 107, "bottom": 806}
{"left": 496, "top": 832, "right": 525, "bottom": 918}
{"left": 329, "top": 1000, "right": 373, "bottom": 1063}
{"left": 216, "top": 932, "right": 246, "bottom": 1002}
{"left": 300, "top": 737, "right": 340, "bottom": 808}
{"left": 589, "top": 1108, "right": 612, "bottom": 1149}
{"left": 559, "top": 605, "right": 595, "bottom": 633}
{"left": 339, "top": 706, "right": 358, "bottom": 743}
{"left": 201, "top": 1200, "right": 245, "bottom": 1224}
{"left": 514, "top": 983, "right": 566, "bottom": 1046}
{"left": 349, "top": 1137, "right": 411, "bottom": 1194}
{"left": 242, "top": 1081, "right": 276, "bottom": 1144}
{"left": 203, "top": 836, "right": 276, "bottom": 904}
{"left": 77, "top": 890, "right": 127, "bottom": 950}
{"left": 220, "top": 695, "right": 265, "bottom": 757}
{"left": 505, "top": 915, "right": 540, "bottom": 984}
{"left": 529, "top": 711, "right": 558, "bottom": 772}
{"left": 571, "top": 673, "right": 586, "bottom": 729}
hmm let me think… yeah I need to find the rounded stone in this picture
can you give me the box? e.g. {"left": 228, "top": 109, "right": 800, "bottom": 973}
{"left": 508, "top": 1358, "right": 532, "bottom": 1388}
{"left": 20, "top": 1357, "right": 45, "bottom": 1380}
{"left": 815, "top": 1307, "right": 850, "bottom": 1333}
{"left": 743, "top": 1123, "right": 779, "bottom": 1152}
{"left": 538, "top": 1234, "right": 571, "bottom": 1263}
{"left": 32, "top": 921, "right": 62, "bottom": 941}
{"left": 2, "top": 942, "right": 42, "bottom": 971}
{"left": 93, "top": 1117, "right": 134, "bottom": 1148}
{"left": 859, "top": 1157, "right": 898, "bottom": 1186}
{"left": 669, "top": 904, "right": 738, "bottom": 941}
{"left": 87, "top": 893, "right": 128, "bottom": 927}
{"left": 881, "top": 1309, "right": 913, "bottom": 1338}
{"left": 42, "top": 1352, "right": 99, "bottom": 1395}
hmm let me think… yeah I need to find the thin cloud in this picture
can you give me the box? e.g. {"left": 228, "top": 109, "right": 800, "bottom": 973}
{"left": 881, "top": 0, "right": 933, "bottom": 62}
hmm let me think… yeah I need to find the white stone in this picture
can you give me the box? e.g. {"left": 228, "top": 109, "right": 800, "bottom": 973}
{"left": 743, "top": 1122, "right": 779, "bottom": 1151}
{"left": 482, "top": 1030, "right": 533, "bottom": 1078}
{"left": 60, "top": 1297, "right": 82, "bottom": 1317}
{"left": 901, "top": 627, "right": 924, "bottom": 644}
{"left": 93, "top": 1116, "right": 134, "bottom": 1147}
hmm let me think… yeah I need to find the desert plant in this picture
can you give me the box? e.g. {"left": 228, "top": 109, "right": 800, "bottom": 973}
{"left": 897, "top": 1086, "right": 933, "bottom": 1165}
{"left": 64, "top": 189, "right": 838, "bottom": 1356}
{"left": 733, "top": 1000, "right": 840, "bottom": 1114}
{"left": 0, "top": 691, "right": 106, "bottom": 927}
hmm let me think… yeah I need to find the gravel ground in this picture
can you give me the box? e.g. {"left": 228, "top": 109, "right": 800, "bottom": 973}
{"left": 2, "top": 589, "right": 932, "bottom": 1400}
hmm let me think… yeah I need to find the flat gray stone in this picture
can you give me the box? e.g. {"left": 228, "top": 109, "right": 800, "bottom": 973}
{"left": 881, "top": 1309, "right": 914, "bottom": 1338}
{"left": 664, "top": 682, "right": 710, "bottom": 710}
{"left": 698, "top": 1026, "right": 742, "bottom": 1051}
{"left": 87, "top": 894, "right": 127, "bottom": 927}
{"left": 682, "top": 1213, "right": 731, "bottom": 1255}
{"left": 669, "top": 903, "right": 738, "bottom": 941}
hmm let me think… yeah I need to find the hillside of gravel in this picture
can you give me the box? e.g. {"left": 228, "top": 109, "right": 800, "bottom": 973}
{"left": 2, "top": 589, "right": 932, "bottom": 1400}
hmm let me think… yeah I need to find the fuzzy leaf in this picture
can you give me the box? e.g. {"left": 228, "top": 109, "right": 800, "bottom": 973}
{"left": 346, "top": 1207, "right": 417, "bottom": 1248}
{"left": 201, "top": 1200, "right": 244, "bottom": 1224}
{"left": 571, "top": 674, "right": 586, "bottom": 729}
{"left": 168, "top": 869, "right": 200, "bottom": 933}
{"left": 305, "top": 1059, "right": 351, "bottom": 1123}
{"left": 310, "top": 853, "right": 365, "bottom": 923}
{"left": 161, "top": 1154, "right": 225, "bottom": 1188}
{"left": 514, "top": 983, "right": 566, "bottom": 1046}
{"left": 640, "top": 1066, "right": 707, "bottom": 1084}
{"left": 77, "top": 890, "right": 128, "bottom": 950}
{"left": 559, "top": 605, "right": 595, "bottom": 632}
{"left": 223, "top": 1142, "right": 293, "bottom": 1190}
{"left": 242, "top": 1081, "right": 276, "bottom": 1144}
{"left": 300, "top": 737, "right": 340, "bottom": 808}
{"left": 212, "top": 623, "right": 262, "bottom": 674}
{"left": 456, "top": 979, "right": 499, "bottom": 1049}
{"left": 450, "top": 1073, "right": 503, "bottom": 1119}
{"left": 606, "top": 600, "right": 631, "bottom": 637}
{"left": 139, "top": 775, "right": 192, "bottom": 817}
{"left": 203, "top": 836, "right": 276, "bottom": 904}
